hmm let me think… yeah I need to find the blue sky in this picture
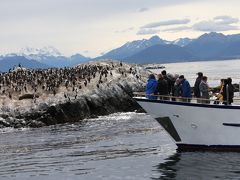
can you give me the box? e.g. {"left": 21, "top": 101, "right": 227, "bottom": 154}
{"left": 1, "top": 0, "right": 240, "bottom": 57}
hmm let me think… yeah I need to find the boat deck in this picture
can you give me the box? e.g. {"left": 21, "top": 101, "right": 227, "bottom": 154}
{"left": 133, "top": 92, "right": 240, "bottom": 107}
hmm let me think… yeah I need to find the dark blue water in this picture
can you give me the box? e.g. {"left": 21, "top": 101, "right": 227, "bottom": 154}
{"left": 0, "top": 113, "right": 240, "bottom": 179}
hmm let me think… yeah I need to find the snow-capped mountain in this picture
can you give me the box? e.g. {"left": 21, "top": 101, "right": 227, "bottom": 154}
{"left": 95, "top": 32, "right": 240, "bottom": 63}
{"left": 125, "top": 44, "right": 194, "bottom": 64}
{"left": 185, "top": 32, "right": 240, "bottom": 58}
{"left": 0, "top": 46, "right": 91, "bottom": 70}
{"left": 17, "top": 46, "right": 64, "bottom": 64}
{"left": 95, "top": 35, "right": 170, "bottom": 60}
{"left": 95, "top": 35, "right": 194, "bottom": 60}
{"left": 0, "top": 56, "right": 50, "bottom": 72}
{"left": 172, "top": 38, "right": 193, "bottom": 47}
{"left": 19, "top": 46, "right": 62, "bottom": 57}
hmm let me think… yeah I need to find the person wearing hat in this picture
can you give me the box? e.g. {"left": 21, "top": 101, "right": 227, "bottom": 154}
{"left": 194, "top": 72, "right": 203, "bottom": 102}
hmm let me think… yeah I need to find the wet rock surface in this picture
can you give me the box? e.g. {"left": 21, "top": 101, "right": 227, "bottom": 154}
{"left": 0, "top": 78, "right": 145, "bottom": 128}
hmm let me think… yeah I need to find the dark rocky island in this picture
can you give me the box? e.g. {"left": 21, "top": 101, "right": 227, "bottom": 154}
{"left": 0, "top": 61, "right": 149, "bottom": 128}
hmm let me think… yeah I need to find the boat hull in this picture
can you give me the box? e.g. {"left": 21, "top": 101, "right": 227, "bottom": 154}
{"left": 135, "top": 97, "right": 240, "bottom": 151}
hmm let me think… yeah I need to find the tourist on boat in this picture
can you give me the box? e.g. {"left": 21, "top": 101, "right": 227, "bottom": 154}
{"left": 145, "top": 74, "right": 158, "bottom": 100}
{"left": 194, "top": 72, "right": 203, "bottom": 102}
{"left": 223, "top": 78, "right": 234, "bottom": 105}
{"left": 173, "top": 78, "right": 182, "bottom": 101}
{"left": 199, "top": 76, "right": 210, "bottom": 104}
{"left": 161, "top": 70, "right": 174, "bottom": 95}
{"left": 214, "top": 79, "right": 224, "bottom": 104}
{"left": 157, "top": 74, "right": 168, "bottom": 100}
{"left": 179, "top": 75, "right": 192, "bottom": 102}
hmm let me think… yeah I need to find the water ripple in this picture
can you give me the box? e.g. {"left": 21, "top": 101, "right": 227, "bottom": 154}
{"left": 0, "top": 112, "right": 171, "bottom": 179}
{"left": 154, "top": 152, "right": 240, "bottom": 179}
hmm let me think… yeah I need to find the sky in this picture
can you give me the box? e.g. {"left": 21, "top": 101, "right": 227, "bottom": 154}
{"left": 1, "top": 0, "right": 240, "bottom": 57}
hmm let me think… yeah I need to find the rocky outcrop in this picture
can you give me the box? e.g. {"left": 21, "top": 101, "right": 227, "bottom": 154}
{"left": 0, "top": 77, "right": 145, "bottom": 128}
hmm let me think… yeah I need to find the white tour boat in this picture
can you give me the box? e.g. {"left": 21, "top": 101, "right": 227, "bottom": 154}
{"left": 134, "top": 93, "right": 240, "bottom": 151}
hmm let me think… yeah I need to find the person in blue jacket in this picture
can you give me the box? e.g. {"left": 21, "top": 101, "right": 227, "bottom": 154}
{"left": 179, "top": 75, "right": 192, "bottom": 102}
{"left": 145, "top": 74, "right": 158, "bottom": 100}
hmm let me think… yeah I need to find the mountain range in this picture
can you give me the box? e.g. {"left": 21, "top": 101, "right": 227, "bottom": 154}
{"left": 1, "top": 32, "right": 240, "bottom": 72}
{"left": 96, "top": 32, "right": 240, "bottom": 64}
{"left": 0, "top": 55, "right": 49, "bottom": 72}
{"left": 0, "top": 46, "right": 91, "bottom": 72}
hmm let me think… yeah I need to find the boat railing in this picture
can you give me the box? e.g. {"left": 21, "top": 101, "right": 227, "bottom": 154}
{"left": 133, "top": 92, "right": 230, "bottom": 105}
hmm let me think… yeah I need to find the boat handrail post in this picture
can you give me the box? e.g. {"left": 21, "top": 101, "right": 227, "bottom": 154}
{"left": 226, "top": 84, "right": 229, "bottom": 105}
{"left": 239, "top": 82, "right": 240, "bottom": 96}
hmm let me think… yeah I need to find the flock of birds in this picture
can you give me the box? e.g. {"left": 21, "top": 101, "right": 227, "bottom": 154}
{"left": 0, "top": 61, "right": 138, "bottom": 101}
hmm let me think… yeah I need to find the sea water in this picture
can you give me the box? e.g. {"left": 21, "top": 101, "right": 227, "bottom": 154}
{"left": 151, "top": 59, "right": 240, "bottom": 87}
{"left": 0, "top": 113, "right": 175, "bottom": 180}
{"left": 1, "top": 112, "right": 240, "bottom": 180}
{"left": 2, "top": 59, "right": 240, "bottom": 179}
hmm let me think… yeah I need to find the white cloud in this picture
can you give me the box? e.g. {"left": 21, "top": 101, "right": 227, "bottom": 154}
{"left": 138, "top": 18, "right": 191, "bottom": 35}
{"left": 214, "top": 15, "right": 239, "bottom": 24}
{"left": 160, "top": 16, "right": 240, "bottom": 32}
{"left": 141, "top": 19, "right": 191, "bottom": 28}
{"left": 193, "top": 16, "right": 239, "bottom": 32}
{"left": 137, "top": 28, "right": 160, "bottom": 35}
{"left": 1, "top": 0, "right": 240, "bottom": 56}
{"left": 162, "top": 26, "right": 192, "bottom": 32}
{"left": 193, "top": 21, "right": 239, "bottom": 31}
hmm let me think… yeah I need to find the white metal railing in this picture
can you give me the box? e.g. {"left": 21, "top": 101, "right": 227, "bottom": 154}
{"left": 133, "top": 92, "right": 233, "bottom": 105}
